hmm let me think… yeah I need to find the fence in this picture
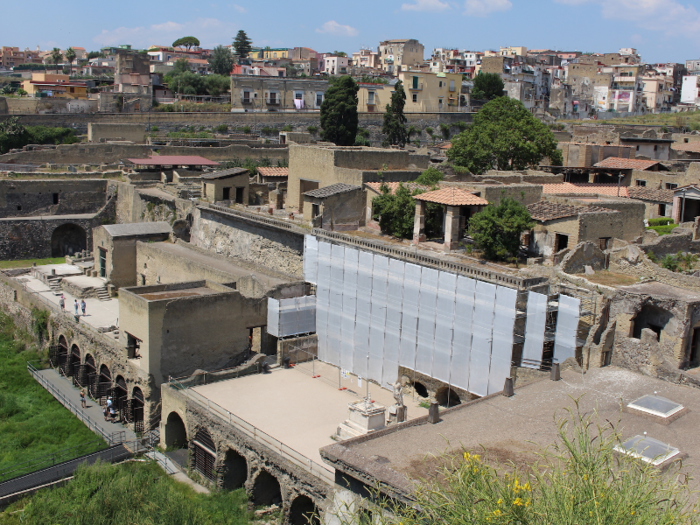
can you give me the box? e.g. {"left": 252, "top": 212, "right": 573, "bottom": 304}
{"left": 313, "top": 229, "right": 546, "bottom": 290}
{"left": 167, "top": 378, "right": 334, "bottom": 484}
{"left": 27, "top": 362, "right": 125, "bottom": 446}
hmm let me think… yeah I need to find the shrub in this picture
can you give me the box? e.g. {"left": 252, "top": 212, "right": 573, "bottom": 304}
{"left": 468, "top": 198, "right": 534, "bottom": 261}
{"left": 425, "top": 126, "right": 434, "bottom": 136}
{"left": 260, "top": 126, "right": 275, "bottom": 135}
{"left": 307, "top": 125, "right": 318, "bottom": 135}
{"left": 648, "top": 217, "right": 674, "bottom": 226}
{"left": 242, "top": 125, "right": 251, "bottom": 134}
{"left": 214, "top": 124, "right": 229, "bottom": 133}
{"left": 281, "top": 124, "right": 293, "bottom": 132}
{"left": 415, "top": 167, "right": 443, "bottom": 186}
{"left": 661, "top": 254, "right": 680, "bottom": 272}
{"left": 151, "top": 125, "right": 159, "bottom": 132}
{"left": 439, "top": 123, "right": 451, "bottom": 139}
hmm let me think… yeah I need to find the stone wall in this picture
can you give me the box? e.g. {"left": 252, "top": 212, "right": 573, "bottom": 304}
{"left": 639, "top": 229, "right": 700, "bottom": 257}
{"left": 0, "top": 142, "right": 288, "bottom": 166}
{"left": 5, "top": 97, "right": 98, "bottom": 115}
{"left": 0, "top": 179, "right": 109, "bottom": 218}
{"left": 88, "top": 123, "right": 146, "bottom": 143}
{"left": 560, "top": 242, "right": 606, "bottom": 274}
{"left": 608, "top": 244, "right": 700, "bottom": 292}
{"left": 190, "top": 206, "right": 305, "bottom": 279}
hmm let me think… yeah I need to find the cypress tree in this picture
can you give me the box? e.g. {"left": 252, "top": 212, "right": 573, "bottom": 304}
{"left": 382, "top": 80, "right": 408, "bottom": 147}
{"left": 320, "top": 76, "right": 359, "bottom": 146}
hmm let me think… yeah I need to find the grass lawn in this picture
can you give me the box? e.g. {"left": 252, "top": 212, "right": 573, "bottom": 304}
{"left": 0, "top": 313, "right": 104, "bottom": 474}
{"left": 0, "top": 461, "right": 258, "bottom": 525}
{"left": 0, "top": 257, "right": 65, "bottom": 270}
{"left": 646, "top": 224, "right": 676, "bottom": 236}
{"left": 579, "top": 271, "right": 639, "bottom": 287}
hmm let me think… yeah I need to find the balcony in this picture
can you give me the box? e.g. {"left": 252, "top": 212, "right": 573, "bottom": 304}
{"left": 409, "top": 83, "right": 423, "bottom": 91}
{"left": 241, "top": 98, "right": 253, "bottom": 105}
{"left": 266, "top": 98, "right": 280, "bottom": 105}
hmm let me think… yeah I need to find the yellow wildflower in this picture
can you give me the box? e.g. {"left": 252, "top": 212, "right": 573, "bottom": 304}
{"left": 497, "top": 499, "right": 503, "bottom": 505}
{"left": 493, "top": 509, "right": 502, "bottom": 516}
{"left": 589, "top": 512, "right": 593, "bottom": 517}
{"left": 513, "top": 498, "right": 524, "bottom": 507}
{"left": 583, "top": 475, "right": 588, "bottom": 481}
{"left": 631, "top": 511, "right": 635, "bottom": 516}
{"left": 522, "top": 482, "right": 531, "bottom": 491}
{"left": 473, "top": 454, "right": 481, "bottom": 462}
{"left": 525, "top": 500, "right": 531, "bottom": 507}
{"left": 473, "top": 468, "right": 479, "bottom": 473}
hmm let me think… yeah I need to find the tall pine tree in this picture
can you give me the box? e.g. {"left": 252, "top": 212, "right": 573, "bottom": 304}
{"left": 320, "top": 76, "right": 359, "bottom": 146}
{"left": 382, "top": 80, "right": 408, "bottom": 147}
{"left": 233, "top": 30, "right": 252, "bottom": 60}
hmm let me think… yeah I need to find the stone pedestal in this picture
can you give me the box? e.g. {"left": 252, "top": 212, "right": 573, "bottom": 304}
{"left": 413, "top": 200, "right": 426, "bottom": 244}
{"left": 336, "top": 400, "right": 386, "bottom": 440}
{"left": 387, "top": 404, "right": 407, "bottom": 425}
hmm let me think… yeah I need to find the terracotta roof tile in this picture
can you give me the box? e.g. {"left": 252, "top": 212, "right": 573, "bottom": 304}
{"left": 412, "top": 187, "right": 488, "bottom": 206}
{"left": 527, "top": 201, "right": 619, "bottom": 222}
{"left": 627, "top": 186, "right": 674, "bottom": 203}
{"left": 671, "top": 142, "right": 700, "bottom": 153}
{"left": 542, "top": 182, "right": 629, "bottom": 197}
{"left": 257, "top": 167, "right": 289, "bottom": 177}
{"left": 593, "top": 157, "right": 661, "bottom": 170}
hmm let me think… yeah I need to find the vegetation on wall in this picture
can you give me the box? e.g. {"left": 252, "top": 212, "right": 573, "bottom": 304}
{"left": 0, "top": 117, "right": 78, "bottom": 155}
{"left": 447, "top": 98, "right": 563, "bottom": 174}
{"left": 467, "top": 197, "right": 534, "bottom": 261}
{"left": 335, "top": 406, "right": 699, "bottom": 525}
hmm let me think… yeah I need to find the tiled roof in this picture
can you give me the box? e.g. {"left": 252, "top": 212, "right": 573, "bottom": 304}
{"left": 527, "top": 201, "right": 619, "bottom": 222}
{"left": 103, "top": 221, "right": 171, "bottom": 237}
{"left": 542, "top": 183, "right": 629, "bottom": 197}
{"left": 412, "top": 187, "right": 488, "bottom": 206}
{"left": 627, "top": 186, "right": 674, "bottom": 203}
{"left": 257, "top": 167, "right": 289, "bottom": 178}
{"left": 593, "top": 157, "right": 661, "bottom": 170}
{"left": 365, "top": 182, "right": 431, "bottom": 194}
{"left": 305, "top": 183, "right": 362, "bottom": 198}
{"left": 671, "top": 141, "right": 700, "bottom": 153}
{"left": 201, "top": 167, "right": 249, "bottom": 180}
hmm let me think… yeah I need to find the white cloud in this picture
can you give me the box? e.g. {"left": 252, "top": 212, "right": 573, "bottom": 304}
{"left": 553, "top": 0, "right": 700, "bottom": 39}
{"left": 315, "top": 20, "right": 359, "bottom": 37}
{"left": 232, "top": 4, "right": 247, "bottom": 13}
{"left": 401, "top": 0, "right": 450, "bottom": 12}
{"left": 93, "top": 18, "right": 237, "bottom": 48}
{"left": 464, "top": 0, "right": 512, "bottom": 16}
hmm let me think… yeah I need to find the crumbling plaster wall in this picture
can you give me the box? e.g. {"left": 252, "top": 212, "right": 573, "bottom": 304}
{"left": 190, "top": 207, "right": 304, "bottom": 279}
{"left": 560, "top": 242, "right": 606, "bottom": 274}
{"left": 0, "top": 179, "right": 110, "bottom": 218}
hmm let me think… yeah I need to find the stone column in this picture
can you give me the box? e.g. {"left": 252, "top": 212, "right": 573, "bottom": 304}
{"left": 443, "top": 205, "right": 461, "bottom": 251}
{"left": 412, "top": 200, "right": 426, "bottom": 244}
{"left": 672, "top": 196, "right": 682, "bottom": 224}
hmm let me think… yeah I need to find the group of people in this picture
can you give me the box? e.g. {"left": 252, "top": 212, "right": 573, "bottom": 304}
{"left": 58, "top": 295, "right": 86, "bottom": 317}
{"left": 79, "top": 390, "right": 118, "bottom": 422}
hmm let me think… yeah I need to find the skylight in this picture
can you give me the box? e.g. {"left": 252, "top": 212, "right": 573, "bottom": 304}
{"left": 628, "top": 395, "right": 684, "bottom": 419}
{"left": 614, "top": 435, "right": 680, "bottom": 466}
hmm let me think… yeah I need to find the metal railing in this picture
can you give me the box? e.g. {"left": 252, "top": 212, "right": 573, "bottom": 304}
{"left": 27, "top": 362, "right": 125, "bottom": 446}
{"left": 313, "top": 229, "right": 546, "bottom": 290}
{"left": 167, "top": 378, "right": 334, "bottom": 484}
{"left": 0, "top": 439, "right": 106, "bottom": 482}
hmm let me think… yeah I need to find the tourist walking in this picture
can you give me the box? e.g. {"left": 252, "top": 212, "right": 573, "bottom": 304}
{"left": 80, "top": 299, "right": 86, "bottom": 316}
{"left": 59, "top": 295, "right": 65, "bottom": 311}
{"left": 74, "top": 299, "right": 79, "bottom": 316}
{"left": 80, "top": 389, "right": 86, "bottom": 409}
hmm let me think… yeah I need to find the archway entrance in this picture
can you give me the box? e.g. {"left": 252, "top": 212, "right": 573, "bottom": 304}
{"left": 289, "top": 495, "right": 320, "bottom": 525}
{"left": 115, "top": 376, "right": 128, "bottom": 423}
{"left": 51, "top": 223, "right": 87, "bottom": 257}
{"left": 98, "top": 364, "right": 112, "bottom": 404}
{"left": 67, "top": 344, "right": 80, "bottom": 379}
{"left": 222, "top": 449, "right": 247, "bottom": 490}
{"left": 84, "top": 355, "right": 97, "bottom": 398}
{"left": 164, "top": 412, "right": 187, "bottom": 449}
{"left": 410, "top": 381, "right": 429, "bottom": 398}
{"left": 193, "top": 428, "right": 216, "bottom": 482}
{"left": 436, "top": 387, "right": 461, "bottom": 408}
{"left": 253, "top": 470, "right": 282, "bottom": 506}
{"left": 54, "top": 335, "right": 68, "bottom": 375}
{"left": 132, "top": 387, "right": 144, "bottom": 432}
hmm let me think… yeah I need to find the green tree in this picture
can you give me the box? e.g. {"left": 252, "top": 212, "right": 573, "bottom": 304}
{"left": 172, "top": 58, "right": 190, "bottom": 75}
{"left": 208, "top": 45, "right": 235, "bottom": 76}
{"left": 468, "top": 197, "right": 534, "bottom": 260}
{"left": 332, "top": 50, "right": 348, "bottom": 57}
{"left": 233, "top": 30, "right": 253, "bottom": 59}
{"left": 64, "top": 47, "right": 76, "bottom": 76}
{"left": 320, "top": 75, "right": 359, "bottom": 146}
{"left": 172, "top": 36, "right": 200, "bottom": 50}
{"left": 471, "top": 71, "right": 505, "bottom": 100}
{"left": 372, "top": 183, "right": 417, "bottom": 239}
{"left": 447, "top": 97, "right": 563, "bottom": 174}
{"left": 50, "top": 48, "right": 63, "bottom": 73}
{"left": 204, "top": 75, "right": 231, "bottom": 96}
{"left": 414, "top": 166, "right": 443, "bottom": 186}
{"left": 382, "top": 79, "right": 408, "bottom": 147}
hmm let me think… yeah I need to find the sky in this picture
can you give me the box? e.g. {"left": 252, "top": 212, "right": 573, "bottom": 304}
{"left": 4, "top": 0, "right": 699, "bottom": 64}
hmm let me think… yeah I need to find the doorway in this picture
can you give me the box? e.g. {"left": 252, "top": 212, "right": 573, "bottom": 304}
{"left": 99, "top": 248, "right": 107, "bottom": 278}
{"left": 222, "top": 187, "right": 231, "bottom": 201}
{"left": 555, "top": 233, "right": 569, "bottom": 253}
{"left": 690, "top": 327, "right": 700, "bottom": 368}
{"left": 235, "top": 187, "right": 245, "bottom": 204}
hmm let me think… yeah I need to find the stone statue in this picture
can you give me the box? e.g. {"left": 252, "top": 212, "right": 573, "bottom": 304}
{"left": 392, "top": 381, "right": 404, "bottom": 407}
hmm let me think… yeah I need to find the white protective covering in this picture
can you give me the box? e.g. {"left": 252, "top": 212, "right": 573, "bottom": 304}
{"left": 399, "top": 263, "right": 421, "bottom": 369}
{"left": 315, "top": 241, "right": 332, "bottom": 362}
{"left": 554, "top": 294, "right": 581, "bottom": 363}
{"left": 488, "top": 286, "right": 517, "bottom": 394}
{"left": 415, "top": 267, "right": 439, "bottom": 376}
{"left": 469, "top": 281, "right": 496, "bottom": 397}
{"left": 269, "top": 296, "right": 317, "bottom": 338}
{"left": 353, "top": 250, "right": 374, "bottom": 380}
{"left": 382, "top": 258, "right": 405, "bottom": 387}
{"left": 368, "top": 255, "right": 389, "bottom": 383}
{"left": 451, "top": 276, "right": 476, "bottom": 391}
{"left": 340, "top": 248, "right": 359, "bottom": 372}
{"left": 432, "top": 271, "right": 457, "bottom": 384}
{"left": 303, "top": 235, "right": 318, "bottom": 285}
{"left": 521, "top": 292, "right": 548, "bottom": 368}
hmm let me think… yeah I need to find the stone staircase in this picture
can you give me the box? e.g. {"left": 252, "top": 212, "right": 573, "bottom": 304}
{"left": 96, "top": 286, "right": 111, "bottom": 302}
{"left": 47, "top": 278, "right": 62, "bottom": 295}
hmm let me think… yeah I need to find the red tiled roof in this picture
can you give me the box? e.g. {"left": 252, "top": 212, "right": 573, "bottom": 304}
{"left": 365, "top": 182, "right": 431, "bottom": 195}
{"left": 542, "top": 183, "right": 629, "bottom": 198}
{"left": 627, "top": 186, "right": 674, "bottom": 203}
{"left": 257, "top": 167, "right": 288, "bottom": 177}
{"left": 126, "top": 156, "right": 219, "bottom": 166}
{"left": 527, "top": 201, "right": 619, "bottom": 222}
{"left": 671, "top": 142, "right": 700, "bottom": 153}
{"left": 412, "top": 187, "right": 488, "bottom": 206}
{"left": 593, "top": 157, "right": 661, "bottom": 170}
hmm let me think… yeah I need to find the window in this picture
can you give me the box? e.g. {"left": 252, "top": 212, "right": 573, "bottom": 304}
{"left": 450, "top": 79, "right": 455, "bottom": 91}
{"left": 242, "top": 90, "right": 251, "bottom": 103}
{"left": 555, "top": 233, "right": 569, "bottom": 252}
{"left": 439, "top": 81, "right": 443, "bottom": 88}
{"left": 268, "top": 92, "right": 277, "bottom": 104}
{"left": 412, "top": 76, "right": 419, "bottom": 89}
{"left": 315, "top": 92, "right": 323, "bottom": 107}
{"left": 666, "top": 183, "right": 677, "bottom": 190}
{"left": 295, "top": 91, "right": 303, "bottom": 100}
{"left": 367, "top": 91, "right": 375, "bottom": 105}
{"left": 412, "top": 93, "right": 417, "bottom": 103}
{"left": 636, "top": 180, "right": 646, "bottom": 187}
{"left": 654, "top": 145, "right": 658, "bottom": 152}
{"left": 53, "top": 193, "right": 59, "bottom": 205}
{"left": 636, "top": 145, "right": 640, "bottom": 151}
